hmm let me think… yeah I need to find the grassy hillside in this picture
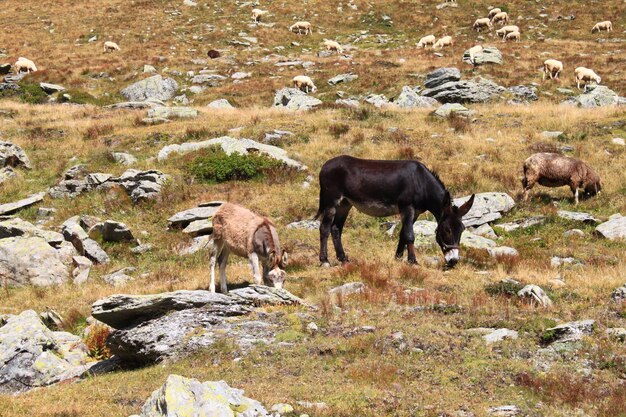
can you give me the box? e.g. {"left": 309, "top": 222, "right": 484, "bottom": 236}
{"left": 1, "top": 0, "right": 625, "bottom": 416}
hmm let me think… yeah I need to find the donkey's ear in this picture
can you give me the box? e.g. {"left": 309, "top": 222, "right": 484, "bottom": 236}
{"left": 442, "top": 191, "right": 453, "bottom": 214}
{"left": 457, "top": 194, "right": 475, "bottom": 217}
{"left": 281, "top": 250, "right": 289, "bottom": 266}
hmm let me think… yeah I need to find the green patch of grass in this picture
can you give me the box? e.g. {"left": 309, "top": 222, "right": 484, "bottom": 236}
{"left": 275, "top": 329, "right": 305, "bottom": 343}
{"left": 187, "top": 149, "right": 288, "bottom": 184}
{"left": 485, "top": 280, "right": 525, "bottom": 298}
{"left": 17, "top": 82, "right": 48, "bottom": 104}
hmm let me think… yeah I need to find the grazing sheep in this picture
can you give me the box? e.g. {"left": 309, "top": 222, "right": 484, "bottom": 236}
{"left": 209, "top": 202, "right": 288, "bottom": 293}
{"left": 14, "top": 57, "right": 37, "bottom": 73}
{"left": 522, "top": 153, "right": 601, "bottom": 205}
{"left": 207, "top": 49, "right": 221, "bottom": 59}
{"left": 496, "top": 25, "right": 520, "bottom": 39}
{"left": 417, "top": 34, "right": 436, "bottom": 48}
{"left": 292, "top": 75, "right": 317, "bottom": 93}
{"left": 252, "top": 8, "right": 268, "bottom": 22}
{"left": 323, "top": 39, "right": 343, "bottom": 54}
{"left": 467, "top": 45, "right": 484, "bottom": 65}
{"left": 290, "top": 21, "right": 312, "bottom": 35}
{"left": 103, "top": 41, "right": 120, "bottom": 52}
{"left": 591, "top": 20, "right": 612, "bottom": 33}
{"left": 488, "top": 8, "right": 502, "bottom": 19}
{"left": 505, "top": 31, "right": 521, "bottom": 42}
{"left": 433, "top": 35, "right": 453, "bottom": 50}
{"left": 574, "top": 67, "right": 601, "bottom": 89}
{"left": 473, "top": 18, "right": 493, "bottom": 32}
{"left": 491, "top": 11, "right": 509, "bottom": 26}
{"left": 543, "top": 59, "right": 563, "bottom": 80}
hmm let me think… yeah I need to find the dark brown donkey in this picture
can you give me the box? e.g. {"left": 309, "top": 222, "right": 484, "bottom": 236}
{"left": 316, "top": 155, "right": 475, "bottom": 268}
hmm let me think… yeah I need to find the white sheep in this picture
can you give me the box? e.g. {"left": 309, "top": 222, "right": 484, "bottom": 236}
{"left": 591, "top": 21, "right": 612, "bottom": 33}
{"left": 14, "top": 57, "right": 37, "bottom": 73}
{"left": 433, "top": 35, "right": 453, "bottom": 50}
{"left": 290, "top": 21, "right": 312, "bottom": 35}
{"left": 252, "top": 8, "right": 268, "bottom": 22}
{"left": 543, "top": 59, "right": 563, "bottom": 80}
{"left": 496, "top": 25, "right": 520, "bottom": 39}
{"left": 103, "top": 41, "right": 121, "bottom": 52}
{"left": 491, "top": 11, "right": 509, "bottom": 26}
{"left": 574, "top": 67, "right": 601, "bottom": 90}
{"left": 292, "top": 75, "right": 317, "bottom": 93}
{"left": 417, "top": 34, "right": 436, "bottom": 48}
{"left": 505, "top": 31, "right": 521, "bottom": 42}
{"left": 323, "top": 39, "right": 343, "bottom": 54}
{"left": 473, "top": 18, "right": 492, "bottom": 32}
{"left": 209, "top": 202, "right": 288, "bottom": 293}
{"left": 468, "top": 45, "right": 483, "bottom": 65}
{"left": 488, "top": 8, "right": 502, "bottom": 19}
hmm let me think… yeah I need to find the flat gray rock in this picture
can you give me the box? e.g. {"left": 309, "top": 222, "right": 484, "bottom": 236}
{"left": 543, "top": 320, "right": 594, "bottom": 344}
{"left": 424, "top": 68, "right": 461, "bottom": 89}
{"left": 422, "top": 77, "right": 505, "bottom": 104}
{"left": 0, "top": 192, "right": 45, "bottom": 216}
{"left": 454, "top": 193, "right": 516, "bottom": 227}
{"left": 207, "top": 98, "right": 234, "bottom": 109}
{"left": 483, "top": 328, "right": 518, "bottom": 344}
{"left": 462, "top": 46, "right": 503, "bottom": 65}
{"left": 147, "top": 106, "right": 198, "bottom": 119}
{"left": 495, "top": 216, "right": 545, "bottom": 232}
{"left": 0, "top": 217, "right": 64, "bottom": 246}
{"left": 434, "top": 103, "right": 470, "bottom": 118}
{"left": 0, "top": 236, "right": 69, "bottom": 287}
{"left": 563, "top": 85, "right": 623, "bottom": 108}
{"left": 557, "top": 210, "right": 599, "bottom": 224}
{"left": 273, "top": 88, "right": 322, "bottom": 111}
{"left": 39, "top": 82, "right": 65, "bottom": 94}
{"left": 396, "top": 86, "right": 438, "bottom": 108}
{"left": 168, "top": 204, "right": 223, "bottom": 229}
{"left": 595, "top": 215, "right": 626, "bottom": 241}
{"left": 328, "top": 73, "right": 358, "bottom": 86}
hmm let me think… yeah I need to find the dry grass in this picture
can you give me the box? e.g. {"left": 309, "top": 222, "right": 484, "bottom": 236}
{"left": 0, "top": 0, "right": 625, "bottom": 415}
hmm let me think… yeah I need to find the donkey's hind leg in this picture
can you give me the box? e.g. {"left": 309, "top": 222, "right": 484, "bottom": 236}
{"left": 331, "top": 201, "right": 352, "bottom": 264}
{"left": 319, "top": 206, "right": 336, "bottom": 267}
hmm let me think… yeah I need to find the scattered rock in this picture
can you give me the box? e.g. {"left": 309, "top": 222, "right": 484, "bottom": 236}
{"left": 363, "top": 93, "right": 391, "bottom": 108}
{"left": 91, "top": 286, "right": 303, "bottom": 363}
{"left": 563, "top": 229, "right": 585, "bottom": 238}
{"left": 488, "top": 405, "right": 521, "bottom": 417}
{"left": 191, "top": 74, "right": 227, "bottom": 85}
{"left": 543, "top": 320, "right": 594, "bottom": 344}
{"left": 99, "top": 220, "right": 136, "bottom": 243}
{"left": 231, "top": 72, "right": 251, "bottom": 80}
{"left": 72, "top": 255, "right": 92, "bottom": 284}
{"left": 0, "top": 236, "right": 69, "bottom": 286}
{"left": 132, "top": 375, "right": 269, "bottom": 417}
{"left": 39, "top": 82, "right": 65, "bottom": 94}
{"left": 168, "top": 202, "right": 223, "bottom": 229}
{"left": 120, "top": 75, "right": 179, "bottom": 102}
{"left": 0, "top": 192, "right": 44, "bottom": 216}
{"left": 595, "top": 216, "right": 626, "bottom": 241}
{"left": 273, "top": 88, "right": 322, "bottom": 111}
{"left": 106, "top": 101, "right": 162, "bottom": 110}
{"left": 612, "top": 137, "right": 625, "bottom": 146}
{"left": 423, "top": 76, "right": 505, "bottom": 104}
{"left": 495, "top": 216, "right": 545, "bottom": 232}
{"left": 61, "top": 216, "right": 110, "bottom": 264}
{"left": 111, "top": 152, "right": 137, "bottom": 166}
{"left": 564, "top": 85, "right": 624, "bottom": 108}
{"left": 118, "top": 169, "right": 168, "bottom": 204}
{"left": 157, "top": 136, "right": 307, "bottom": 170}
{"left": 487, "top": 246, "right": 519, "bottom": 258}
{"left": 103, "top": 267, "right": 136, "bottom": 287}
{"left": 517, "top": 284, "right": 552, "bottom": 307}
{"left": 0, "top": 310, "right": 95, "bottom": 394}
{"left": 0, "top": 141, "right": 31, "bottom": 169}
{"left": 396, "top": 86, "right": 438, "bottom": 108}
{"left": 550, "top": 256, "right": 582, "bottom": 268}
{"left": 327, "top": 73, "right": 358, "bottom": 86}
{"left": 463, "top": 46, "right": 503, "bottom": 65}
{"left": 611, "top": 283, "right": 626, "bottom": 302}
{"left": 287, "top": 220, "right": 320, "bottom": 230}
{"left": 606, "top": 328, "right": 626, "bottom": 342}
{"left": 433, "top": 102, "right": 471, "bottom": 118}
{"left": 557, "top": 210, "right": 599, "bottom": 224}
{"left": 469, "top": 223, "right": 498, "bottom": 239}
{"left": 177, "top": 235, "right": 213, "bottom": 255}
{"left": 0, "top": 217, "right": 63, "bottom": 246}
{"left": 455, "top": 193, "right": 516, "bottom": 227}
{"left": 508, "top": 85, "right": 538, "bottom": 102}
{"left": 147, "top": 106, "right": 198, "bottom": 119}
{"left": 328, "top": 282, "right": 365, "bottom": 299}
{"left": 0, "top": 167, "right": 15, "bottom": 184}
{"left": 483, "top": 328, "right": 518, "bottom": 344}
{"left": 424, "top": 68, "right": 461, "bottom": 89}
{"left": 206, "top": 98, "right": 234, "bottom": 109}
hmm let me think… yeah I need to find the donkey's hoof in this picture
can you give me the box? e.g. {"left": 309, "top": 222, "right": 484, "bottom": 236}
{"left": 321, "top": 262, "right": 331, "bottom": 268}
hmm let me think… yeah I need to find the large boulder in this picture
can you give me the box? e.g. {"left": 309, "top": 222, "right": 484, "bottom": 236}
{"left": 120, "top": 75, "right": 179, "bottom": 102}
{"left": 134, "top": 374, "right": 269, "bottom": 417}
{"left": 462, "top": 46, "right": 503, "bottom": 66}
{"left": 595, "top": 215, "right": 626, "bottom": 241}
{"left": 454, "top": 193, "right": 516, "bottom": 227}
{"left": 168, "top": 202, "right": 223, "bottom": 229}
{"left": 92, "top": 286, "right": 303, "bottom": 364}
{"left": 61, "top": 216, "right": 110, "bottom": 264}
{"left": 157, "top": 136, "right": 307, "bottom": 170}
{"left": 395, "top": 86, "right": 438, "bottom": 108}
{"left": 0, "top": 217, "right": 64, "bottom": 246}
{"left": 0, "top": 236, "right": 69, "bottom": 286}
{"left": 564, "top": 85, "right": 623, "bottom": 108}
{"left": 422, "top": 76, "right": 505, "bottom": 104}
{"left": 0, "top": 141, "right": 31, "bottom": 169}
{"left": 0, "top": 310, "right": 94, "bottom": 394}
{"left": 273, "top": 88, "right": 322, "bottom": 110}
{"left": 424, "top": 68, "right": 461, "bottom": 89}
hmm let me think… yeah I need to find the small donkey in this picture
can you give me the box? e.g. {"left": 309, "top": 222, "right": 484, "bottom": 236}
{"left": 209, "top": 202, "right": 288, "bottom": 293}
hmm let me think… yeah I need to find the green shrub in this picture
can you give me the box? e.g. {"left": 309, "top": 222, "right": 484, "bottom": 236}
{"left": 188, "top": 149, "right": 286, "bottom": 183}
{"left": 485, "top": 279, "right": 525, "bottom": 298}
{"left": 18, "top": 82, "right": 48, "bottom": 104}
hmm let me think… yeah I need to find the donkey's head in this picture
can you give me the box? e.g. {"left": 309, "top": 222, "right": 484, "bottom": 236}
{"left": 435, "top": 192, "right": 475, "bottom": 268}
{"left": 264, "top": 250, "right": 289, "bottom": 289}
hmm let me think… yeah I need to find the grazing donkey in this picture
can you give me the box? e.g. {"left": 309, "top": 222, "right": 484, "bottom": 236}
{"left": 316, "top": 155, "right": 475, "bottom": 268}
{"left": 210, "top": 202, "right": 288, "bottom": 293}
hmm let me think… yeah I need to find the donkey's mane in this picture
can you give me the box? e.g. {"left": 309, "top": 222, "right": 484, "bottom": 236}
{"left": 423, "top": 163, "right": 446, "bottom": 190}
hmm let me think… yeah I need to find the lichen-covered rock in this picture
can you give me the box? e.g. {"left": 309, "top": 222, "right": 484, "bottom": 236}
{"left": 157, "top": 136, "right": 307, "bottom": 170}
{"left": 273, "top": 88, "right": 321, "bottom": 110}
{"left": 118, "top": 169, "right": 168, "bottom": 204}
{"left": 595, "top": 215, "right": 626, "bottom": 241}
{"left": 0, "top": 192, "right": 45, "bottom": 216}
{"left": 462, "top": 46, "right": 503, "bottom": 65}
{"left": 454, "top": 193, "right": 516, "bottom": 227}
{"left": 0, "top": 236, "right": 69, "bottom": 287}
{"left": 395, "top": 86, "right": 438, "bottom": 108}
{"left": 543, "top": 320, "right": 595, "bottom": 344}
{"left": 61, "top": 216, "right": 110, "bottom": 264}
{"left": 612, "top": 283, "right": 626, "bottom": 302}
{"left": 563, "top": 85, "right": 623, "bottom": 108}
{"left": 120, "top": 75, "right": 179, "bottom": 102}
{"left": 327, "top": 73, "right": 358, "bottom": 86}
{"left": 168, "top": 202, "right": 223, "bottom": 229}
{"left": 207, "top": 99, "right": 234, "bottom": 109}
{"left": 517, "top": 284, "right": 552, "bottom": 307}
{"left": 147, "top": 106, "right": 198, "bottom": 119}
{"left": 0, "top": 217, "right": 64, "bottom": 246}
{"left": 557, "top": 210, "right": 599, "bottom": 224}
{"left": 422, "top": 77, "right": 505, "bottom": 104}
{"left": 433, "top": 103, "right": 471, "bottom": 118}
{"left": 136, "top": 374, "right": 269, "bottom": 417}
{"left": 424, "top": 68, "right": 461, "bottom": 89}
{"left": 0, "top": 141, "right": 31, "bottom": 169}
{"left": 0, "top": 310, "right": 94, "bottom": 393}
{"left": 412, "top": 220, "right": 498, "bottom": 249}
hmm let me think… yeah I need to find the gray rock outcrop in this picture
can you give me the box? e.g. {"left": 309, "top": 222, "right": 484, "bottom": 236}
{"left": 120, "top": 75, "right": 179, "bottom": 102}
{"left": 0, "top": 236, "right": 69, "bottom": 286}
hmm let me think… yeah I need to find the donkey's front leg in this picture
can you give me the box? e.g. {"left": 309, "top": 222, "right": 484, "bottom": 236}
{"left": 248, "top": 252, "right": 263, "bottom": 285}
{"left": 399, "top": 206, "right": 417, "bottom": 264}
{"left": 319, "top": 207, "right": 336, "bottom": 267}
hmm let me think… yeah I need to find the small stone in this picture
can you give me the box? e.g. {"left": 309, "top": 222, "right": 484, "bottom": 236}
{"left": 72, "top": 255, "right": 92, "bottom": 284}
{"left": 207, "top": 99, "right": 234, "bottom": 109}
{"left": 517, "top": 285, "right": 552, "bottom": 307}
{"left": 483, "top": 328, "right": 518, "bottom": 344}
{"left": 563, "top": 229, "right": 584, "bottom": 238}
{"left": 612, "top": 138, "right": 625, "bottom": 146}
{"left": 103, "top": 267, "right": 136, "bottom": 287}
